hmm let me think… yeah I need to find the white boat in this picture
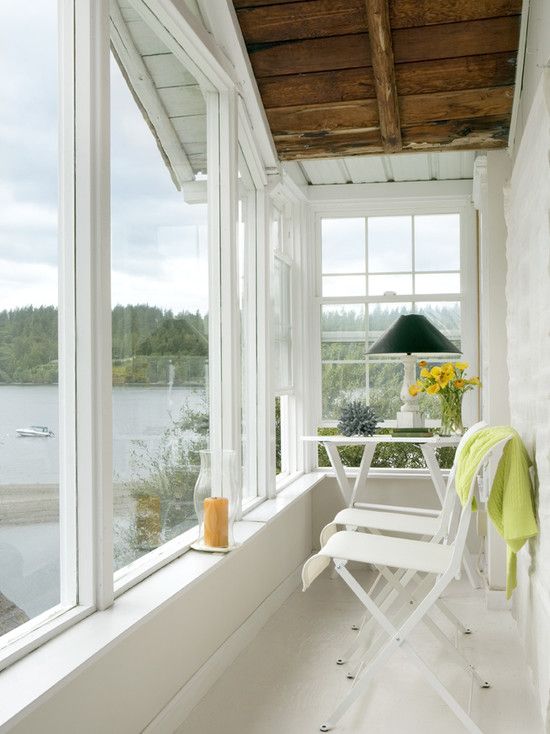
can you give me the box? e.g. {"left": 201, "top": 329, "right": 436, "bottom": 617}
{"left": 16, "top": 425, "right": 54, "bottom": 438}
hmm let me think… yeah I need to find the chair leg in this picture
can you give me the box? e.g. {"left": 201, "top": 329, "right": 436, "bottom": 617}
{"left": 436, "top": 597, "right": 472, "bottom": 635}
{"left": 320, "top": 565, "right": 485, "bottom": 734}
{"left": 373, "top": 565, "right": 488, "bottom": 684}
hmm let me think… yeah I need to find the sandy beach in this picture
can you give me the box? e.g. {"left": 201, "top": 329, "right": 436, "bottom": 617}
{"left": 0, "top": 484, "right": 135, "bottom": 525}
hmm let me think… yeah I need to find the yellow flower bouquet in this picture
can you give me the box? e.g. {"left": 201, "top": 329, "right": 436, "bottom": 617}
{"left": 409, "top": 361, "right": 481, "bottom": 435}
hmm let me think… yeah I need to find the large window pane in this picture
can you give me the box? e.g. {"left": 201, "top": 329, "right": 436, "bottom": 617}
{"left": 415, "top": 302, "right": 461, "bottom": 350}
{"left": 321, "top": 304, "right": 365, "bottom": 361}
{"left": 0, "top": 0, "right": 62, "bottom": 637}
{"left": 322, "top": 363, "right": 366, "bottom": 420}
{"left": 323, "top": 275, "right": 366, "bottom": 297}
{"left": 415, "top": 272, "right": 460, "bottom": 294}
{"left": 414, "top": 214, "right": 460, "bottom": 271}
{"left": 321, "top": 218, "right": 365, "bottom": 274}
{"left": 368, "top": 359, "right": 403, "bottom": 420}
{"left": 368, "top": 273, "right": 412, "bottom": 296}
{"left": 110, "top": 26, "right": 209, "bottom": 571}
{"left": 368, "top": 216, "right": 412, "bottom": 272}
{"left": 272, "top": 256, "right": 292, "bottom": 392}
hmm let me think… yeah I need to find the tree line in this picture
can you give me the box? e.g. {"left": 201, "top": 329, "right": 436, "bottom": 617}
{"left": 0, "top": 305, "right": 209, "bottom": 385}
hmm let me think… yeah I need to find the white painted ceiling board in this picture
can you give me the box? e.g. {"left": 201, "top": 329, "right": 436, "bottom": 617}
{"left": 343, "top": 156, "right": 387, "bottom": 183}
{"left": 301, "top": 159, "right": 349, "bottom": 185}
{"left": 389, "top": 153, "right": 431, "bottom": 182}
{"left": 126, "top": 19, "right": 169, "bottom": 55}
{"left": 284, "top": 149, "right": 476, "bottom": 185}
{"left": 158, "top": 86, "right": 205, "bottom": 117}
{"left": 144, "top": 55, "right": 197, "bottom": 88}
{"left": 171, "top": 115, "right": 207, "bottom": 144}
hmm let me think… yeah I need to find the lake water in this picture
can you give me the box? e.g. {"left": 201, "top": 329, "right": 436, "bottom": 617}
{"left": 0, "top": 384, "right": 206, "bottom": 623}
{"left": 0, "top": 384, "right": 206, "bottom": 485}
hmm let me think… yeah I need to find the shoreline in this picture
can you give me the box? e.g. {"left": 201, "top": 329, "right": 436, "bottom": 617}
{"left": 0, "top": 484, "right": 134, "bottom": 525}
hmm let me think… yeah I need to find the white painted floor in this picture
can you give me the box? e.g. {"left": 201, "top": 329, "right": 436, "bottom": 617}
{"left": 178, "top": 571, "right": 544, "bottom": 734}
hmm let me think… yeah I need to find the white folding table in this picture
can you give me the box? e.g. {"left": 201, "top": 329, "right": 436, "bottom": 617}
{"left": 303, "top": 434, "right": 480, "bottom": 588}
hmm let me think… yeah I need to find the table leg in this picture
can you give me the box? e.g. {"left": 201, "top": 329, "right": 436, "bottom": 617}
{"left": 349, "top": 443, "right": 376, "bottom": 508}
{"left": 324, "top": 443, "right": 353, "bottom": 506}
{"left": 421, "top": 444, "right": 481, "bottom": 589}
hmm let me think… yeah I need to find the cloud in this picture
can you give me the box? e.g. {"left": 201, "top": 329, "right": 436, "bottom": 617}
{"left": 0, "top": 2, "right": 210, "bottom": 313}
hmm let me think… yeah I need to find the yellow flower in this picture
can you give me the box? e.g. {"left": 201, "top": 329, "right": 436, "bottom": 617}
{"left": 426, "top": 383, "right": 441, "bottom": 395}
{"left": 455, "top": 361, "right": 469, "bottom": 371}
{"left": 430, "top": 366, "right": 443, "bottom": 378}
{"left": 454, "top": 379, "right": 465, "bottom": 389}
{"left": 467, "top": 376, "right": 480, "bottom": 385}
{"left": 409, "top": 385, "right": 420, "bottom": 396}
{"left": 420, "top": 367, "right": 430, "bottom": 378}
{"left": 443, "top": 363, "right": 455, "bottom": 376}
{"left": 418, "top": 360, "right": 428, "bottom": 368}
{"left": 437, "top": 377, "right": 450, "bottom": 389}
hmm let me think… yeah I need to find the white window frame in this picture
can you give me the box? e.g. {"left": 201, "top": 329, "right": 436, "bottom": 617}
{"left": 268, "top": 182, "right": 309, "bottom": 493}
{"left": 310, "top": 186, "right": 478, "bottom": 462}
{"left": 0, "top": 0, "right": 258, "bottom": 668}
{"left": 238, "top": 104, "right": 268, "bottom": 512}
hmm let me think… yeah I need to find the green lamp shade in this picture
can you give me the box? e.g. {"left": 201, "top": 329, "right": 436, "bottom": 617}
{"left": 367, "top": 314, "right": 461, "bottom": 356}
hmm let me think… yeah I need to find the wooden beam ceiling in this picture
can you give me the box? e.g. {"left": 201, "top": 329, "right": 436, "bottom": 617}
{"left": 364, "top": 0, "right": 401, "bottom": 153}
{"left": 233, "top": 0, "right": 523, "bottom": 160}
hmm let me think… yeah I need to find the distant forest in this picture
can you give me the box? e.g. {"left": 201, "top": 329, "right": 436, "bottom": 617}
{"left": 0, "top": 305, "right": 208, "bottom": 385}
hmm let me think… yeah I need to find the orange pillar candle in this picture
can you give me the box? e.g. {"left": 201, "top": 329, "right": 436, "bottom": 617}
{"left": 203, "top": 496, "right": 229, "bottom": 548}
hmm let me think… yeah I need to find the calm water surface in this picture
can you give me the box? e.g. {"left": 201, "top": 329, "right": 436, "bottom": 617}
{"left": 0, "top": 384, "right": 205, "bottom": 619}
{"left": 0, "top": 384, "right": 205, "bottom": 484}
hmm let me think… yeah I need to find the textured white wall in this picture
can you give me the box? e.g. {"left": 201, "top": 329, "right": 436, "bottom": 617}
{"left": 506, "top": 67, "right": 550, "bottom": 730}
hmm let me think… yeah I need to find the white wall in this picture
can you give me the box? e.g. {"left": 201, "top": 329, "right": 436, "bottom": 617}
{"left": 6, "top": 496, "right": 312, "bottom": 734}
{"left": 505, "top": 1, "right": 550, "bottom": 723}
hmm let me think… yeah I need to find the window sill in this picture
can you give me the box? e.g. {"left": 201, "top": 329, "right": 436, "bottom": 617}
{"left": 0, "top": 474, "right": 323, "bottom": 731}
{"left": 314, "top": 467, "right": 450, "bottom": 480}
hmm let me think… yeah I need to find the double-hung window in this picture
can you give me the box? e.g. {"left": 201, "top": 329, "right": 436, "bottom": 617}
{"left": 318, "top": 205, "right": 477, "bottom": 433}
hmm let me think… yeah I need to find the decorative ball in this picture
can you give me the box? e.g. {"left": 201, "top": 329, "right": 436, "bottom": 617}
{"left": 337, "top": 401, "right": 379, "bottom": 437}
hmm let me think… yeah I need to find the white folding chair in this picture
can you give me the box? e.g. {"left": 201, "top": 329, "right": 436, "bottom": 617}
{"left": 302, "top": 435, "right": 511, "bottom": 733}
{"left": 321, "top": 421, "right": 486, "bottom": 657}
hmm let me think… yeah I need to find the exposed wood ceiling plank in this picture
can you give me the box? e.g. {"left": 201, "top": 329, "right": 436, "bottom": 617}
{"left": 400, "top": 86, "right": 514, "bottom": 125}
{"left": 266, "top": 86, "right": 514, "bottom": 136}
{"left": 110, "top": 1, "right": 195, "bottom": 186}
{"left": 257, "top": 53, "right": 516, "bottom": 109}
{"left": 364, "top": 0, "right": 401, "bottom": 152}
{"left": 266, "top": 100, "right": 379, "bottom": 135}
{"left": 238, "top": 0, "right": 363, "bottom": 42}
{"left": 236, "top": 0, "right": 522, "bottom": 44}
{"left": 248, "top": 17, "right": 520, "bottom": 78}
{"left": 274, "top": 115, "right": 510, "bottom": 159}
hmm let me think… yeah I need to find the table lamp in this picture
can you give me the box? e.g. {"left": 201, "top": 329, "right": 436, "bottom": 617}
{"left": 367, "top": 313, "right": 461, "bottom": 428}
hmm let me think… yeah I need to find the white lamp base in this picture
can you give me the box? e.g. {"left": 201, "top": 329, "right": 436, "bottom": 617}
{"left": 397, "top": 354, "right": 425, "bottom": 428}
{"left": 396, "top": 410, "right": 425, "bottom": 428}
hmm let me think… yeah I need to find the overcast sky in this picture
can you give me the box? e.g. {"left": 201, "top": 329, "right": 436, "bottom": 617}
{"left": 0, "top": 0, "right": 208, "bottom": 314}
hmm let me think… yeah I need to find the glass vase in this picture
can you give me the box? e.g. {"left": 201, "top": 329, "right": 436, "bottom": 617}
{"left": 193, "top": 449, "right": 240, "bottom": 550}
{"left": 439, "top": 391, "right": 464, "bottom": 436}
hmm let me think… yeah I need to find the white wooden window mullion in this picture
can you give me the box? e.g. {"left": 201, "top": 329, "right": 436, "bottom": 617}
{"left": 206, "top": 90, "right": 223, "bottom": 470}
{"left": 58, "top": 0, "right": 77, "bottom": 610}
{"left": 218, "top": 89, "right": 243, "bottom": 508}
{"left": 74, "top": 0, "right": 113, "bottom": 610}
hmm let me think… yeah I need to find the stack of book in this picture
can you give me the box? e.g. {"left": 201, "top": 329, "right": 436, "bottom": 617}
{"left": 389, "top": 427, "right": 434, "bottom": 438}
